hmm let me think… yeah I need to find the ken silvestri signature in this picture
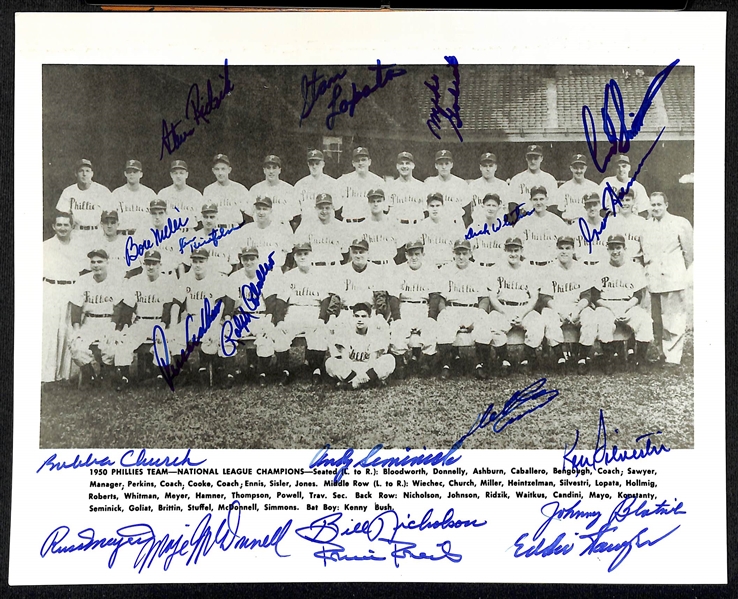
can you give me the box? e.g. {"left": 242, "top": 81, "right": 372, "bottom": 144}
{"left": 425, "top": 56, "right": 463, "bottom": 142}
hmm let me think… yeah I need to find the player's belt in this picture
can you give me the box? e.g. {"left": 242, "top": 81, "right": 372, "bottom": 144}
{"left": 602, "top": 298, "right": 630, "bottom": 301}
{"left": 583, "top": 260, "right": 599, "bottom": 265}
{"left": 85, "top": 313, "right": 113, "bottom": 318}
{"left": 43, "top": 278, "right": 74, "bottom": 285}
{"left": 117, "top": 229, "right": 136, "bottom": 236}
{"left": 313, "top": 261, "right": 337, "bottom": 266}
{"left": 401, "top": 299, "right": 428, "bottom": 304}
{"left": 399, "top": 219, "right": 418, "bottom": 225}
{"left": 137, "top": 315, "right": 161, "bottom": 320}
{"left": 448, "top": 302, "right": 476, "bottom": 307}
{"left": 499, "top": 300, "right": 525, "bottom": 306}
{"left": 78, "top": 225, "right": 98, "bottom": 231}
{"left": 530, "top": 260, "right": 553, "bottom": 266}
{"left": 344, "top": 217, "right": 365, "bottom": 223}
{"left": 371, "top": 260, "right": 390, "bottom": 265}
{"left": 478, "top": 262, "right": 496, "bottom": 267}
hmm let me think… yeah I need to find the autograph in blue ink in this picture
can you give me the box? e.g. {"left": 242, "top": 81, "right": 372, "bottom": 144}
{"left": 153, "top": 297, "right": 224, "bottom": 392}
{"left": 36, "top": 449, "right": 205, "bottom": 474}
{"left": 220, "top": 251, "right": 276, "bottom": 357}
{"left": 563, "top": 409, "right": 670, "bottom": 472}
{"left": 40, "top": 502, "right": 291, "bottom": 572}
{"left": 178, "top": 221, "right": 246, "bottom": 255}
{"left": 299, "top": 60, "right": 407, "bottom": 131}
{"left": 125, "top": 212, "right": 190, "bottom": 267}
{"left": 465, "top": 203, "right": 535, "bottom": 240}
{"left": 425, "top": 55, "right": 463, "bottom": 142}
{"left": 160, "top": 58, "right": 234, "bottom": 159}
{"left": 295, "top": 508, "right": 486, "bottom": 568}
{"left": 513, "top": 496, "right": 685, "bottom": 572}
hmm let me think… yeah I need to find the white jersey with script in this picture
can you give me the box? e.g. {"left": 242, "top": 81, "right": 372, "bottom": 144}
{"left": 599, "top": 176, "right": 649, "bottom": 215}
{"left": 333, "top": 326, "right": 389, "bottom": 362}
{"left": 176, "top": 271, "right": 229, "bottom": 313}
{"left": 556, "top": 178, "right": 601, "bottom": 222}
{"left": 413, "top": 217, "right": 465, "bottom": 268}
{"left": 508, "top": 169, "right": 560, "bottom": 208}
{"left": 294, "top": 219, "right": 351, "bottom": 266}
{"left": 332, "top": 262, "right": 385, "bottom": 308}
{"left": 607, "top": 213, "right": 647, "bottom": 263}
{"left": 122, "top": 273, "right": 177, "bottom": 319}
{"left": 249, "top": 180, "right": 299, "bottom": 226}
{"left": 203, "top": 180, "right": 250, "bottom": 227}
{"left": 439, "top": 263, "right": 488, "bottom": 305}
{"left": 83, "top": 233, "right": 129, "bottom": 279}
{"left": 157, "top": 185, "right": 203, "bottom": 230}
{"left": 293, "top": 173, "right": 340, "bottom": 222}
{"left": 111, "top": 184, "right": 157, "bottom": 232}
{"left": 540, "top": 261, "right": 593, "bottom": 307}
{"left": 389, "top": 262, "right": 443, "bottom": 302}
{"left": 568, "top": 219, "right": 609, "bottom": 266}
{"left": 468, "top": 219, "right": 506, "bottom": 267}
{"left": 145, "top": 225, "right": 184, "bottom": 275}
{"left": 278, "top": 267, "right": 328, "bottom": 308}
{"left": 44, "top": 235, "right": 87, "bottom": 283}
{"left": 72, "top": 272, "right": 123, "bottom": 317}
{"left": 489, "top": 261, "right": 540, "bottom": 305}
{"left": 336, "top": 171, "right": 386, "bottom": 221}
{"left": 56, "top": 181, "right": 113, "bottom": 229}
{"left": 516, "top": 212, "right": 568, "bottom": 264}
{"left": 595, "top": 261, "right": 647, "bottom": 300}
{"left": 468, "top": 176, "right": 510, "bottom": 222}
{"left": 386, "top": 177, "right": 427, "bottom": 224}
{"left": 180, "top": 231, "right": 235, "bottom": 277}
{"left": 348, "top": 217, "right": 403, "bottom": 264}
{"left": 227, "top": 269, "right": 281, "bottom": 315}
{"left": 424, "top": 175, "right": 472, "bottom": 222}
{"left": 231, "top": 221, "right": 293, "bottom": 269}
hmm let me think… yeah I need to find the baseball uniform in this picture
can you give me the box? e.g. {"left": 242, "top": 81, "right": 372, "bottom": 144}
{"left": 593, "top": 260, "right": 653, "bottom": 343}
{"left": 540, "top": 260, "right": 597, "bottom": 347}
{"left": 230, "top": 220, "right": 293, "bottom": 270}
{"left": 326, "top": 321, "right": 396, "bottom": 384}
{"left": 508, "top": 169, "right": 560, "bottom": 211}
{"left": 468, "top": 216, "right": 506, "bottom": 268}
{"left": 469, "top": 176, "right": 510, "bottom": 223}
{"left": 516, "top": 211, "right": 568, "bottom": 266}
{"left": 329, "top": 262, "right": 390, "bottom": 333}
{"left": 112, "top": 183, "right": 157, "bottom": 234}
{"left": 600, "top": 176, "right": 649, "bottom": 215}
{"left": 203, "top": 180, "right": 250, "bottom": 228}
{"left": 424, "top": 174, "right": 472, "bottom": 225}
{"left": 336, "top": 170, "right": 385, "bottom": 222}
{"left": 386, "top": 176, "right": 427, "bottom": 226}
{"left": 56, "top": 181, "right": 113, "bottom": 238}
{"left": 294, "top": 173, "right": 340, "bottom": 223}
{"left": 158, "top": 185, "right": 203, "bottom": 233}
{"left": 569, "top": 218, "right": 610, "bottom": 266}
{"left": 293, "top": 217, "right": 351, "bottom": 267}
{"left": 413, "top": 216, "right": 465, "bottom": 268}
{"left": 273, "top": 266, "right": 330, "bottom": 352}
{"left": 488, "top": 260, "right": 544, "bottom": 349}
{"left": 348, "top": 216, "right": 403, "bottom": 266}
{"left": 556, "top": 178, "right": 601, "bottom": 222}
{"left": 608, "top": 212, "right": 647, "bottom": 264}
{"left": 249, "top": 180, "right": 299, "bottom": 227}
{"left": 436, "top": 262, "right": 492, "bottom": 345}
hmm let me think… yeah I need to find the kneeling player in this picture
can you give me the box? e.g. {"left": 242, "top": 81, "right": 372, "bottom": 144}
{"left": 326, "top": 302, "right": 395, "bottom": 389}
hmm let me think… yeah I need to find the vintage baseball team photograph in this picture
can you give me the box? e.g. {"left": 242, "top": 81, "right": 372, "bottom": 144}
{"left": 39, "top": 62, "right": 695, "bottom": 452}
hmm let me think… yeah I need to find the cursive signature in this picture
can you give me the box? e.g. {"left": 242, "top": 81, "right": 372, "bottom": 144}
{"left": 465, "top": 203, "right": 535, "bottom": 240}
{"left": 299, "top": 67, "right": 348, "bottom": 126}
{"left": 178, "top": 220, "right": 246, "bottom": 255}
{"left": 125, "top": 214, "right": 190, "bottom": 267}
{"left": 425, "top": 55, "right": 463, "bottom": 142}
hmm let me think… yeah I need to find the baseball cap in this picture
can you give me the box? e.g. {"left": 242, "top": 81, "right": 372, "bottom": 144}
{"left": 315, "top": 193, "right": 333, "bottom": 206}
{"left": 606, "top": 234, "right": 626, "bottom": 247}
{"left": 213, "top": 154, "right": 231, "bottom": 166}
{"left": 482, "top": 193, "right": 501, "bottom": 205}
{"left": 530, "top": 185, "right": 548, "bottom": 198}
{"left": 239, "top": 246, "right": 259, "bottom": 259}
{"left": 143, "top": 250, "right": 162, "bottom": 263}
{"left": 479, "top": 152, "right": 497, "bottom": 164}
{"left": 125, "top": 159, "right": 142, "bottom": 171}
{"left": 190, "top": 248, "right": 210, "bottom": 260}
{"left": 405, "top": 239, "right": 424, "bottom": 252}
{"left": 623, "top": 188, "right": 635, "bottom": 198}
{"left": 75, "top": 158, "right": 93, "bottom": 171}
{"left": 307, "top": 149, "right": 324, "bottom": 161}
{"left": 352, "top": 147, "right": 370, "bottom": 159}
{"left": 435, "top": 150, "right": 453, "bottom": 162}
{"left": 367, "top": 189, "right": 385, "bottom": 200}
{"left": 397, "top": 151, "right": 415, "bottom": 162}
{"left": 570, "top": 154, "right": 587, "bottom": 165}
{"left": 100, "top": 210, "right": 119, "bottom": 222}
{"left": 293, "top": 241, "right": 312, "bottom": 252}
{"left": 264, "top": 155, "right": 282, "bottom": 166}
{"left": 556, "top": 236, "right": 575, "bottom": 248}
{"left": 525, "top": 145, "right": 544, "bottom": 156}
{"left": 615, "top": 154, "right": 630, "bottom": 164}
{"left": 170, "top": 160, "right": 188, "bottom": 171}
{"left": 426, "top": 192, "right": 444, "bottom": 204}
{"left": 351, "top": 302, "right": 373, "bottom": 315}
{"left": 253, "top": 196, "right": 273, "bottom": 208}
{"left": 504, "top": 237, "right": 524, "bottom": 249}
{"left": 149, "top": 198, "right": 167, "bottom": 211}
{"left": 349, "top": 238, "right": 370, "bottom": 251}
{"left": 87, "top": 248, "right": 109, "bottom": 260}
{"left": 583, "top": 192, "right": 601, "bottom": 206}
{"left": 201, "top": 203, "right": 219, "bottom": 214}
{"left": 453, "top": 239, "right": 472, "bottom": 252}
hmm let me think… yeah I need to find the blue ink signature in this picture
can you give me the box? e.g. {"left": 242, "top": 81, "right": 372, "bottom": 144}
{"left": 323, "top": 60, "right": 407, "bottom": 131}
{"left": 160, "top": 59, "right": 234, "bottom": 160}
{"left": 36, "top": 450, "right": 205, "bottom": 473}
{"left": 221, "top": 251, "right": 276, "bottom": 357}
{"left": 563, "top": 409, "right": 670, "bottom": 471}
{"left": 582, "top": 59, "right": 679, "bottom": 174}
{"left": 425, "top": 55, "right": 463, "bottom": 142}
{"left": 36, "top": 453, "right": 116, "bottom": 474}
{"left": 153, "top": 297, "right": 224, "bottom": 391}
{"left": 295, "top": 508, "right": 485, "bottom": 568}
{"left": 300, "top": 67, "right": 348, "bottom": 126}
{"left": 178, "top": 221, "right": 245, "bottom": 255}
{"left": 465, "top": 203, "right": 535, "bottom": 240}
{"left": 40, "top": 502, "right": 291, "bottom": 572}
{"left": 125, "top": 214, "right": 190, "bottom": 266}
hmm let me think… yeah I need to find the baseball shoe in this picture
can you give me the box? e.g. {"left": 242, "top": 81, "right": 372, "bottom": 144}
{"left": 312, "top": 368, "right": 322, "bottom": 386}
{"left": 198, "top": 367, "right": 210, "bottom": 386}
{"left": 500, "top": 360, "right": 511, "bottom": 377}
{"left": 475, "top": 364, "right": 487, "bottom": 380}
{"left": 440, "top": 365, "right": 451, "bottom": 380}
{"left": 115, "top": 375, "right": 130, "bottom": 392}
{"left": 557, "top": 357, "right": 567, "bottom": 373}
{"left": 576, "top": 359, "right": 589, "bottom": 375}
{"left": 335, "top": 380, "right": 345, "bottom": 390}
{"left": 519, "top": 360, "right": 531, "bottom": 375}
{"left": 279, "top": 370, "right": 291, "bottom": 386}
{"left": 224, "top": 373, "right": 236, "bottom": 389}
{"left": 258, "top": 373, "right": 267, "bottom": 388}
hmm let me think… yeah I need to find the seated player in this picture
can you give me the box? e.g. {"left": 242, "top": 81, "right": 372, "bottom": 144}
{"left": 539, "top": 236, "right": 597, "bottom": 373}
{"left": 488, "top": 237, "right": 545, "bottom": 375}
{"left": 326, "top": 302, "right": 396, "bottom": 390}
{"left": 413, "top": 193, "right": 464, "bottom": 268}
{"left": 592, "top": 234, "right": 654, "bottom": 373}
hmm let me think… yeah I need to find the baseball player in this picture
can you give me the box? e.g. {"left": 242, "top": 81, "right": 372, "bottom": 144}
{"left": 508, "top": 145, "right": 560, "bottom": 217}
{"left": 516, "top": 186, "right": 568, "bottom": 268}
{"left": 326, "top": 302, "right": 396, "bottom": 389}
{"left": 232, "top": 196, "right": 293, "bottom": 271}
{"left": 272, "top": 242, "right": 331, "bottom": 385}
{"left": 488, "top": 237, "right": 545, "bottom": 375}
{"left": 55, "top": 159, "right": 113, "bottom": 241}
{"left": 180, "top": 203, "right": 237, "bottom": 277}
{"left": 84, "top": 210, "right": 130, "bottom": 279}
{"left": 388, "top": 239, "right": 442, "bottom": 376}
{"left": 467, "top": 193, "right": 507, "bottom": 268}
{"left": 111, "top": 159, "right": 157, "bottom": 235}
{"left": 540, "top": 236, "right": 597, "bottom": 373}
{"left": 592, "top": 234, "right": 653, "bottom": 373}
{"left": 203, "top": 154, "right": 250, "bottom": 229}
{"left": 221, "top": 246, "right": 280, "bottom": 387}
{"left": 606, "top": 188, "right": 646, "bottom": 264}
{"left": 554, "top": 154, "right": 601, "bottom": 223}
{"left": 42, "top": 212, "right": 87, "bottom": 383}
{"left": 347, "top": 189, "right": 403, "bottom": 268}
{"left": 436, "top": 239, "right": 494, "bottom": 379}
{"left": 293, "top": 149, "right": 340, "bottom": 226}
{"left": 468, "top": 152, "right": 510, "bottom": 223}
{"left": 424, "top": 150, "right": 472, "bottom": 226}
{"left": 293, "top": 193, "right": 351, "bottom": 268}
{"left": 143, "top": 199, "right": 185, "bottom": 277}
{"left": 68, "top": 249, "right": 123, "bottom": 386}
{"left": 413, "top": 193, "right": 465, "bottom": 268}
{"left": 641, "top": 192, "right": 693, "bottom": 368}
{"left": 569, "top": 192, "right": 610, "bottom": 267}
{"left": 336, "top": 147, "right": 385, "bottom": 224}
{"left": 386, "top": 151, "right": 427, "bottom": 228}
{"left": 157, "top": 159, "right": 203, "bottom": 234}
{"left": 599, "top": 154, "right": 649, "bottom": 216}
{"left": 249, "top": 155, "right": 300, "bottom": 230}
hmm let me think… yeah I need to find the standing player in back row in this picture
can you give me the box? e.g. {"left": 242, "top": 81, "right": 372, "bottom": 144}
{"left": 56, "top": 159, "right": 113, "bottom": 242}
{"left": 468, "top": 152, "right": 510, "bottom": 224}
{"left": 386, "top": 152, "right": 427, "bottom": 228}
{"left": 337, "top": 147, "right": 385, "bottom": 224}
{"left": 599, "top": 154, "right": 650, "bottom": 216}
{"left": 554, "top": 154, "right": 601, "bottom": 223}
{"left": 203, "top": 154, "right": 250, "bottom": 229}
{"left": 293, "top": 149, "right": 340, "bottom": 227}
{"left": 508, "top": 145, "right": 559, "bottom": 217}
{"left": 111, "top": 159, "right": 157, "bottom": 236}
{"left": 158, "top": 160, "right": 203, "bottom": 234}
{"left": 249, "top": 155, "right": 300, "bottom": 230}
{"left": 424, "top": 150, "right": 472, "bottom": 226}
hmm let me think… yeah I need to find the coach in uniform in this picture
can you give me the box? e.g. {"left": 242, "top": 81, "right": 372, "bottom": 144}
{"left": 293, "top": 193, "right": 351, "bottom": 268}
{"left": 249, "top": 155, "right": 300, "bottom": 230}
{"left": 387, "top": 151, "right": 426, "bottom": 228}
{"left": 204, "top": 154, "right": 250, "bottom": 229}
{"left": 424, "top": 150, "right": 472, "bottom": 226}
{"left": 516, "top": 186, "right": 568, "bottom": 268}
{"left": 414, "top": 193, "right": 465, "bottom": 268}
{"left": 337, "top": 147, "right": 384, "bottom": 224}
{"left": 468, "top": 152, "right": 510, "bottom": 223}
{"left": 293, "top": 149, "right": 340, "bottom": 226}
{"left": 56, "top": 159, "right": 112, "bottom": 242}
{"left": 555, "top": 154, "right": 601, "bottom": 223}
{"left": 508, "top": 145, "right": 559, "bottom": 217}
{"left": 111, "top": 159, "right": 157, "bottom": 235}
{"left": 158, "top": 160, "right": 203, "bottom": 234}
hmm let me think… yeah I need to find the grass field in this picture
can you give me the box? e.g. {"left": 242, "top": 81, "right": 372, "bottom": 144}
{"left": 40, "top": 333, "right": 694, "bottom": 451}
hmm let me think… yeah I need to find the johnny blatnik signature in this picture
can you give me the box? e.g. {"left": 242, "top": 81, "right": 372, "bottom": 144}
{"left": 425, "top": 55, "right": 463, "bottom": 142}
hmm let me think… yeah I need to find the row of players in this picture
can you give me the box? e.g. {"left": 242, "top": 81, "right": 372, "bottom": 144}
{"left": 54, "top": 145, "right": 651, "bottom": 237}
{"left": 44, "top": 224, "right": 677, "bottom": 390}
